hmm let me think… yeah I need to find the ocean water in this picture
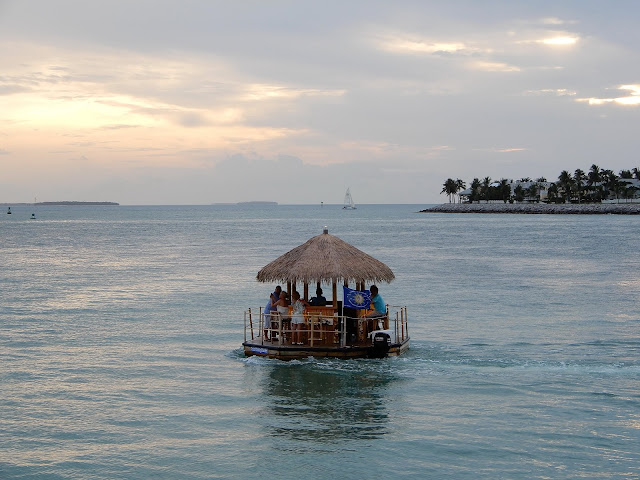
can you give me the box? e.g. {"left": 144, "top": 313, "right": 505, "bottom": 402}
{"left": 1, "top": 204, "right": 639, "bottom": 479}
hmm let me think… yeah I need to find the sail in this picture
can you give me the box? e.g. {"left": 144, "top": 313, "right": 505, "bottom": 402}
{"left": 343, "top": 188, "right": 356, "bottom": 209}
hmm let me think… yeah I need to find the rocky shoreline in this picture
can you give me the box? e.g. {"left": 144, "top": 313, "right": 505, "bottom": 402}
{"left": 421, "top": 203, "right": 640, "bottom": 215}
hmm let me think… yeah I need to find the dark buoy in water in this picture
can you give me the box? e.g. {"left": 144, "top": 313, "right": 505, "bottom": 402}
{"left": 30, "top": 213, "right": 36, "bottom": 220}
{"left": 7, "top": 207, "right": 11, "bottom": 214}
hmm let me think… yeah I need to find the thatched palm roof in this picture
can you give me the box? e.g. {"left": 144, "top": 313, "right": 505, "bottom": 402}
{"left": 256, "top": 228, "right": 395, "bottom": 284}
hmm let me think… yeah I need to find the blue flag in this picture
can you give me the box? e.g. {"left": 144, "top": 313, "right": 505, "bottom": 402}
{"left": 343, "top": 286, "right": 371, "bottom": 310}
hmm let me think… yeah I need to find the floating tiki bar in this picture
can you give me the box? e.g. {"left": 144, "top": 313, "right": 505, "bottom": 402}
{"left": 242, "top": 227, "right": 410, "bottom": 360}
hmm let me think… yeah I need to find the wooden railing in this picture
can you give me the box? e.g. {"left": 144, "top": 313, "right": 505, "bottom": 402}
{"left": 244, "top": 305, "right": 409, "bottom": 347}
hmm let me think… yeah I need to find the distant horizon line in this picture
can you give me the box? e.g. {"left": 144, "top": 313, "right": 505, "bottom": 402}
{"left": 1, "top": 201, "right": 437, "bottom": 207}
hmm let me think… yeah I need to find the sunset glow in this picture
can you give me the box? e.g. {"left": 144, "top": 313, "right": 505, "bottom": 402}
{"left": 0, "top": 2, "right": 638, "bottom": 204}
{"left": 540, "top": 36, "right": 579, "bottom": 46}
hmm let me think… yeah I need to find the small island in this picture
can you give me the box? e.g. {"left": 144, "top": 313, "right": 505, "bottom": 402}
{"left": 424, "top": 165, "right": 640, "bottom": 214}
{"left": 422, "top": 203, "right": 640, "bottom": 214}
{"left": 36, "top": 201, "right": 119, "bottom": 206}
{"left": 1, "top": 201, "right": 119, "bottom": 206}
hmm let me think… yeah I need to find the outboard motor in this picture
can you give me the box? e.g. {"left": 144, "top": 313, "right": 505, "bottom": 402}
{"left": 370, "top": 331, "right": 391, "bottom": 358}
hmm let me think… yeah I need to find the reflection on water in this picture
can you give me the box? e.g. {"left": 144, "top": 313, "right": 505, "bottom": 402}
{"left": 257, "top": 360, "right": 399, "bottom": 445}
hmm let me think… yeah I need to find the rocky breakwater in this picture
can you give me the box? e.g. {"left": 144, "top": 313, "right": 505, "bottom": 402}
{"left": 421, "top": 203, "right": 640, "bottom": 214}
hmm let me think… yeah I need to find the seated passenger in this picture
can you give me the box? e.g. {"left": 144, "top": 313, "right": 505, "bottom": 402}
{"left": 365, "top": 285, "right": 386, "bottom": 318}
{"left": 309, "top": 287, "right": 327, "bottom": 306}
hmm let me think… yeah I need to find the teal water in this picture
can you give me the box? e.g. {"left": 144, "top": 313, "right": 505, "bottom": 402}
{"left": 1, "top": 204, "right": 639, "bottom": 479}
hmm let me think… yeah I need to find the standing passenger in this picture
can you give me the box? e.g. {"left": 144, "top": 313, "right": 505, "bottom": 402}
{"left": 263, "top": 285, "right": 282, "bottom": 339}
{"left": 290, "top": 291, "right": 309, "bottom": 345}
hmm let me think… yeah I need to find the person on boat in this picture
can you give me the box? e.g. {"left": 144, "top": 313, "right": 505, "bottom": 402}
{"left": 290, "top": 291, "right": 309, "bottom": 345}
{"left": 263, "top": 285, "right": 282, "bottom": 339}
{"left": 309, "top": 287, "right": 327, "bottom": 306}
{"left": 366, "top": 285, "right": 386, "bottom": 318}
{"left": 270, "top": 291, "right": 291, "bottom": 340}
{"left": 270, "top": 286, "right": 282, "bottom": 305}
{"left": 272, "top": 291, "right": 290, "bottom": 317}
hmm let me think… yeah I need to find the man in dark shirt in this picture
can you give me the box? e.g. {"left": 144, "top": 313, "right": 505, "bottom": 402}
{"left": 309, "top": 287, "right": 327, "bottom": 306}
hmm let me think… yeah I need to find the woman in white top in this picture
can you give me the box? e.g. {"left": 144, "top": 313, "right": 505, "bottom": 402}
{"left": 272, "top": 291, "right": 289, "bottom": 315}
{"left": 290, "top": 291, "right": 308, "bottom": 345}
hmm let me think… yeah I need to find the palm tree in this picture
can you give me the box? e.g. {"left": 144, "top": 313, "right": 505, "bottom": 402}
{"left": 513, "top": 184, "right": 525, "bottom": 202}
{"left": 470, "top": 178, "right": 481, "bottom": 203}
{"left": 574, "top": 169, "right": 586, "bottom": 203}
{"left": 612, "top": 179, "right": 625, "bottom": 203}
{"left": 623, "top": 184, "right": 638, "bottom": 202}
{"left": 633, "top": 167, "right": 640, "bottom": 180}
{"left": 587, "top": 164, "right": 602, "bottom": 202}
{"left": 526, "top": 183, "right": 540, "bottom": 203}
{"left": 601, "top": 169, "right": 615, "bottom": 183}
{"left": 455, "top": 178, "right": 466, "bottom": 203}
{"left": 519, "top": 177, "right": 532, "bottom": 182}
{"left": 546, "top": 183, "right": 559, "bottom": 203}
{"left": 602, "top": 169, "right": 620, "bottom": 202}
{"left": 441, "top": 178, "right": 458, "bottom": 203}
{"left": 558, "top": 170, "right": 573, "bottom": 203}
{"left": 536, "top": 177, "right": 547, "bottom": 183}
{"left": 481, "top": 177, "right": 491, "bottom": 203}
{"left": 619, "top": 169, "right": 633, "bottom": 179}
{"left": 588, "top": 164, "right": 601, "bottom": 185}
{"left": 499, "top": 179, "right": 511, "bottom": 203}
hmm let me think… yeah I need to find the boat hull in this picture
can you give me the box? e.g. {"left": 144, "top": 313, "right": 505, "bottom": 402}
{"left": 243, "top": 337, "right": 410, "bottom": 360}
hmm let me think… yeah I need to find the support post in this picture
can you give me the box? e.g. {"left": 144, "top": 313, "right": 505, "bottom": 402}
{"left": 249, "top": 308, "right": 254, "bottom": 340}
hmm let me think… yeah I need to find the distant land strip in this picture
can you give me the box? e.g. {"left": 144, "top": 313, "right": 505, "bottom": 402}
{"left": 1, "top": 201, "right": 119, "bottom": 206}
{"left": 421, "top": 203, "right": 640, "bottom": 214}
{"left": 37, "top": 201, "right": 119, "bottom": 206}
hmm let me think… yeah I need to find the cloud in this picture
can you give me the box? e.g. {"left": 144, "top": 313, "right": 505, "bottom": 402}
{"left": 102, "top": 124, "right": 139, "bottom": 130}
{"left": 0, "top": 43, "right": 317, "bottom": 162}
{"left": 513, "top": 30, "right": 581, "bottom": 49}
{"left": 496, "top": 148, "right": 526, "bottom": 153}
{"left": 469, "top": 61, "right": 521, "bottom": 72}
{"left": 524, "top": 88, "right": 576, "bottom": 96}
{"left": 374, "top": 31, "right": 489, "bottom": 57}
{"left": 374, "top": 25, "right": 583, "bottom": 77}
{"left": 539, "top": 36, "right": 579, "bottom": 46}
{"left": 1, "top": 2, "right": 640, "bottom": 204}
{"left": 242, "top": 84, "right": 346, "bottom": 101}
{"left": 541, "top": 17, "right": 573, "bottom": 26}
{"left": 576, "top": 85, "right": 640, "bottom": 106}
{"left": 381, "top": 38, "right": 475, "bottom": 56}
{"left": 0, "top": 84, "right": 31, "bottom": 95}
{"left": 474, "top": 147, "right": 527, "bottom": 153}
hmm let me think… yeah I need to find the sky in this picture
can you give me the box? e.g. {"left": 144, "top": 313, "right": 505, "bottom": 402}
{"left": 1, "top": 0, "right": 639, "bottom": 205}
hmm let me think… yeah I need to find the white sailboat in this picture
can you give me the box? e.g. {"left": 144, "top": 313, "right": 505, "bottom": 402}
{"left": 343, "top": 188, "right": 356, "bottom": 209}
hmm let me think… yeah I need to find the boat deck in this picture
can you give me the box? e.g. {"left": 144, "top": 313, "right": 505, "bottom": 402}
{"left": 243, "top": 307, "right": 410, "bottom": 360}
{"left": 243, "top": 335, "right": 410, "bottom": 360}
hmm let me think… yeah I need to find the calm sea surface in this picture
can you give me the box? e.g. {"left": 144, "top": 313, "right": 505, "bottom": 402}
{"left": 1, "top": 204, "right": 639, "bottom": 479}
